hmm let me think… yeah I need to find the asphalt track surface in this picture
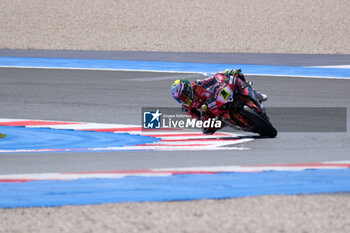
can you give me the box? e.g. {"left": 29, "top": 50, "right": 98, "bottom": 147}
{"left": 0, "top": 66, "right": 349, "bottom": 175}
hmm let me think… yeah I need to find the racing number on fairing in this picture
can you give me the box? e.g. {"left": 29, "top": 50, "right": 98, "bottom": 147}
{"left": 220, "top": 89, "right": 230, "bottom": 100}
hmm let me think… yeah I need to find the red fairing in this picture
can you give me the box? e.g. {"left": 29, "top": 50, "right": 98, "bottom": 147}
{"left": 181, "top": 74, "right": 225, "bottom": 117}
{"left": 182, "top": 73, "right": 248, "bottom": 119}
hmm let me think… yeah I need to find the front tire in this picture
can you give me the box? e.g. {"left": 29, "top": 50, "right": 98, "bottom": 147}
{"left": 239, "top": 105, "right": 277, "bottom": 138}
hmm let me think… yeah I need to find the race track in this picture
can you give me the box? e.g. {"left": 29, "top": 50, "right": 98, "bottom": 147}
{"left": 1, "top": 0, "right": 350, "bottom": 230}
{"left": 0, "top": 65, "right": 349, "bottom": 174}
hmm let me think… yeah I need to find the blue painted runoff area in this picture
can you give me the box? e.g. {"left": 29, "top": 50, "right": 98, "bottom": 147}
{"left": 0, "top": 56, "right": 350, "bottom": 78}
{"left": 1, "top": 169, "right": 350, "bottom": 208}
{"left": 0, "top": 126, "right": 159, "bottom": 151}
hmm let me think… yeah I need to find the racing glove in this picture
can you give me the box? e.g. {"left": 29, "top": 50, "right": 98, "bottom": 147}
{"left": 200, "top": 104, "right": 208, "bottom": 120}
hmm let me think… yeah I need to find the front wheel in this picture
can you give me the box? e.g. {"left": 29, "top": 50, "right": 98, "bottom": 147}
{"left": 239, "top": 105, "right": 277, "bottom": 138}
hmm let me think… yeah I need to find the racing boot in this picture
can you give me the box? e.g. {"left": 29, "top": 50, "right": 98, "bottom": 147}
{"left": 201, "top": 104, "right": 215, "bottom": 135}
{"left": 246, "top": 81, "right": 268, "bottom": 102}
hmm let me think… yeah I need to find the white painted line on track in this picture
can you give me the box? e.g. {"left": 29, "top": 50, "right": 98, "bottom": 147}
{"left": 0, "top": 66, "right": 201, "bottom": 74}
{"left": 246, "top": 73, "right": 350, "bottom": 80}
{"left": 325, "top": 160, "right": 350, "bottom": 164}
{"left": 0, "top": 119, "right": 32, "bottom": 122}
{"left": 1, "top": 66, "right": 349, "bottom": 80}
{"left": 27, "top": 123, "right": 139, "bottom": 130}
{"left": 309, "top": 65, "right": 350, "bottom": 69}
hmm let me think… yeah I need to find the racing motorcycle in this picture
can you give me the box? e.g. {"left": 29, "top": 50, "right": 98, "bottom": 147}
{"left": 213, "top": 81, "right": 277, "bottom": 138}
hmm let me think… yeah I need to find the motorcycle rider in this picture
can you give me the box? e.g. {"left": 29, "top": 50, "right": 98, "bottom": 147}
{"left": 170, "top": 69, "right": 267, "bottom": 134}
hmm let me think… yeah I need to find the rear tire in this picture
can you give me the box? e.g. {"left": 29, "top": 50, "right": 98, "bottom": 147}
{"left": 239, "top": 105, "right": 277, "bottom": 138}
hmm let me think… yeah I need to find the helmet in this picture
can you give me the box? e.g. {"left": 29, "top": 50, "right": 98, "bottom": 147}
{"left": 171, "top": 79, "right": 193, "bottom": 106}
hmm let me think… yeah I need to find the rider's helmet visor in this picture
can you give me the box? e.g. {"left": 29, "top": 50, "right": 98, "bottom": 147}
{"left": 171, "top": 80, "right": 193, "bottom": 106}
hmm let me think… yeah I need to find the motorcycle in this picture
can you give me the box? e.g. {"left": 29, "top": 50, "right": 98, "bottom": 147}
{"left": 211, "top": 80, "right": 277, "bottom": 138}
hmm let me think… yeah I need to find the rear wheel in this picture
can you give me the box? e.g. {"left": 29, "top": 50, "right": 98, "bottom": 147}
{"left": 239, "top": 105, "right": 277, "bottom": 138}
